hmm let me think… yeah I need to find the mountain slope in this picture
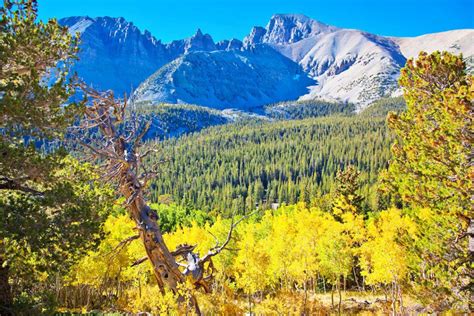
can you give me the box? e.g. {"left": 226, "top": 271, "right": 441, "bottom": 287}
{"left": 60, "top": 16, "right": 170, "bottom": 95}
{"left": 59, "top": 17, "right": 226, "bottom": 95}
{"left": 133, "top": 102, "right": 267, "bottom": 140}
{"left": 243, "top": 14, "right": 406, "bottom": 107}
{"left": 147, "top": 116, "right": 393, "bottom": 212}
{"left": 296, "top": 30, "right": 405, "bottom": 106}
{"left": 131, "top": 46, "right": 314, "bottom": 109}
{"left": 392, "top": 29, "right": 474, "bottom": 59}
{"left": 392, "top": 29, "right": 474, "bottom": 73}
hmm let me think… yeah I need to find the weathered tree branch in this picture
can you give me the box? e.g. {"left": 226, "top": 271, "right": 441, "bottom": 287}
{"left": 200, "top": 210, "right": 258, "bottom": 263}
{"left": 76, "top": 84, "right": 201, "bottom": 314}
{"left": 131, "top": 256, "right": 148, "bottom": 267}
{"left": 107, "top": 234, "right": 140, "bottom": 257}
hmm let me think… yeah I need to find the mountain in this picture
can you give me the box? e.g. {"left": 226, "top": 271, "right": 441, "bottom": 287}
{"left": 243, "top": 14, "right": 338, "bottom": 46}
{"left": 165, "top": 28, "right": 218, "bottom": 59}
{"left": 61, "top": 14, "right": 474, "bottom": 110}
{"left": 242, "top": 14, "right": 406, "bottom": 107}
{"left": 131, "top": 46, "right": 314, "bottom": 110}
{"left": 59, "top": 17, "right": 225, "bottom": 96}
{"left": 59, "top": 16, "right": 170, "bottom": 95}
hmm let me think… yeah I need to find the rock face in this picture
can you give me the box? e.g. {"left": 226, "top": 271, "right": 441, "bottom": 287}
{"left": 60, "top": 16, "right": 170, "bottom": 95}
{"left": 243, "top": 26, "right": 267, "bottom": 47}
{"left": 243, "top": 14, "right": 338, "bottom": 46}
{"left": 59, "top": 18, "right": 221, "bottom": 96}
{"left": 263, "top": 14, "right": 338, "bottom": 44}
{"left": 166, "top": 29, "right": 217, "bottom": 58}
{"left": 61, "top": 14, "right": 474, "bottom": 109}
{"left": 131, "top": 46, "right": 314, "bottom": 109}
{"left": 216, "top": 39, "right": 243, "bottom": 51}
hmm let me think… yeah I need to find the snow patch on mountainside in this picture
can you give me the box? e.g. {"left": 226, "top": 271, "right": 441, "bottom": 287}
{"left": 62, "top": 16, "right": 94, "bottom": 34}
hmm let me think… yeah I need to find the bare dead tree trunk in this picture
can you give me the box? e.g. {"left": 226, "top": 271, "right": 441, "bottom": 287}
{"left": 125, "top": 184, "right": 202, "bottom": 313}
{"left": 74, "top": 87, "right": 200, "bottom": 314}
{"left": 122, "top": 179, "right": 183, "bottom": 292}
{"left": 76, "top": 86, "right": 250, "bottom": 315}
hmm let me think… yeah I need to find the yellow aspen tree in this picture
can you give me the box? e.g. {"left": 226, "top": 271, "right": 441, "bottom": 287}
{"left": 359, "top": 208, "right": 417, "bottom": 314}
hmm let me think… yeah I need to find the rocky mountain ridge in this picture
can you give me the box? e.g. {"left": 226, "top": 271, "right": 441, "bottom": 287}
{"left": 60, "top": 14, "right": 474, "bottom": 109}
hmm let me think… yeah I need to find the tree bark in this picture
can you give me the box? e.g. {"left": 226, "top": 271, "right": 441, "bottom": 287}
{"left": 331, "top": 283, "right": 334, "bottom": 308}
{"left": 338, "top": 279, "right": 342, "bottom": 315}
{"left": 78, "top": 88, "right": 204, "bottom": 314}
{"left": 248, "top": 293, "right": 252, "bottom": 315}
{"left": 120, "top": 172, "right": 200, "bottom": 314}
{"left": 0, "top": 253, "right": 13, "bottom": 316}
{"left": 303, "top": 275, "right": 308, "bottom": 315}
{"left": 468, "top": 218, "right": 474, "bottom": 253}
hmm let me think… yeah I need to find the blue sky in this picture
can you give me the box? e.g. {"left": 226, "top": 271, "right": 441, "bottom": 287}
{"left": 38, "top": 0, "right": 474, "bottom": 42}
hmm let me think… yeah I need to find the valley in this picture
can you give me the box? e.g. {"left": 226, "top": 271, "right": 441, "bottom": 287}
{"left": 1, "top": 2, "right": 472, "bottom": 315}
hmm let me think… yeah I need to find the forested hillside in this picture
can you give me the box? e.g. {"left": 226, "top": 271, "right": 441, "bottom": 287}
{"left": 264, "top": 99, "right": 354, "bottom": 120}
{"left": 133, "top": 102, "right": 231, "bottom": 140}
{"left": 147, "top": 116, "right": 394, "bottom": 213}
{"left": 359, "top": 97, "right": 406, "bottom": 118}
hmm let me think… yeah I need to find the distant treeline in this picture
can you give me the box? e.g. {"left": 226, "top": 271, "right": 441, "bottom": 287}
{"left": 264, "top": 99, "right": 355, "bottom": 119}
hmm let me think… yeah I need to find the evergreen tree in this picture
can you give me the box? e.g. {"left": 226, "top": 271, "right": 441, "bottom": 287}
{"left": 383, "top": 51, "right": 473, "bottom": 309}
{"left": 0, "top": 1, "right": 112, "bottom": 313}
{"left": 146, "top": 116, "right": 394, "bottom": 214}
